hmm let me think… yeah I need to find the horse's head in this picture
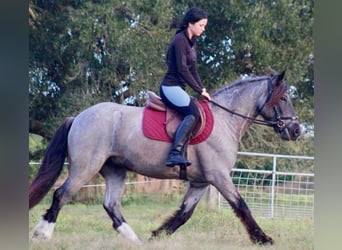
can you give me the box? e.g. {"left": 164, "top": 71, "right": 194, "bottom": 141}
{"left": 259, "top": 70, "right": 301, "bottom": 141}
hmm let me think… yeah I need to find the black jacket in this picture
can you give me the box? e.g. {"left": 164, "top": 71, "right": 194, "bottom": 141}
{"left": 161, "top": 30, "right": 204, "bottom": 94}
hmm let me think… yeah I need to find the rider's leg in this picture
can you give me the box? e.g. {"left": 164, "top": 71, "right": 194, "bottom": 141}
{"left": 165, "top": 114, "right": 197, "bottom": 167}
{"left": 160, "top": 85, "right": 200, "bottom": 167}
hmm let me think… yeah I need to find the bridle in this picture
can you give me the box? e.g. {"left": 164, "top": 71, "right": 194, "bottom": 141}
{"left": 209, "top": 78, "right": 298, "bottom": 128}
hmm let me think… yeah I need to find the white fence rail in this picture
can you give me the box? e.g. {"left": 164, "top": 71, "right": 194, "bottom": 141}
{"left": 217, "top": 152, "right": 314, "bottom": 219}
{"left": 29, "top": 152, "right": 314, "bottom": 219}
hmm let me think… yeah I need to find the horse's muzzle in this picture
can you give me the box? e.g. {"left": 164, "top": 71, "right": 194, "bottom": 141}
{"left": 278, "top": 122, "right": 301, "bottom": 141}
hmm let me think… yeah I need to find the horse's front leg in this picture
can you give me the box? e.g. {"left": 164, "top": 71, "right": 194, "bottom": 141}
{"left": 213, "top": 175, "right": 274, "bottom": 245}
{"left": 150, "top": 182, "right": 208, "bottom": 239}
{"left": 100, "top": 164, "right": 141, "bottom": 244}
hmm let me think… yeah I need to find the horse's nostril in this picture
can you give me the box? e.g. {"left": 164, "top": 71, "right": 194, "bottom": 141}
{"left": 294, "top": 128, "right": 300, "bottom": 136}
{"left": 292, "top": 124, "right": 301, "bottom": 137}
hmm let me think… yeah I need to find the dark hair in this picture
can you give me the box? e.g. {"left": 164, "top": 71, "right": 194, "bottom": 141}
{"left": 175, "top": 7, "right": 208, "bottom": 34}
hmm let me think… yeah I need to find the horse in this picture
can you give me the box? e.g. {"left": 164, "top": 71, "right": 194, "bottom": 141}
{"left": 29, "top": 69, "right": 301, "bottom": 245}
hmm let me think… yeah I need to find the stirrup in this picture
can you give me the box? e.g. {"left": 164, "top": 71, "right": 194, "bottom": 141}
{"left": 165, "top": 152, "right": 191, "bottom": 167}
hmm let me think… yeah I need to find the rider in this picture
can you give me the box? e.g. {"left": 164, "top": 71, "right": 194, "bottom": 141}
{"left": 160, "top": 7, "right": 211, "bottom": 167}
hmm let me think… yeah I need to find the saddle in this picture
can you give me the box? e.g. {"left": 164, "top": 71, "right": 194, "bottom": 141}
{"left": 143, "top": 91, "right": 213, "bottom": 144}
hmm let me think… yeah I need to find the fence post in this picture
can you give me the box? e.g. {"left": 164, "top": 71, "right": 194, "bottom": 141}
{"left": 270, "top": 155, "right": 277, "bottom": 218}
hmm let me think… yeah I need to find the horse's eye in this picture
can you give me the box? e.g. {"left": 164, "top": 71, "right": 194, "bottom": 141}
{"left": 280, "top": 96, "right": 287, "bottom": 102}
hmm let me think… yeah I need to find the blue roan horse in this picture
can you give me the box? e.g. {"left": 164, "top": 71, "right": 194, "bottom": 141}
{"left": 29, "top": 70, "right": 300, "bottom": 245}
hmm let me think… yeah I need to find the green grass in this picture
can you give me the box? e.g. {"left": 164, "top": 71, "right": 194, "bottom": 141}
{"left": 29, "top": 195, "right": 313, "bottom": 250}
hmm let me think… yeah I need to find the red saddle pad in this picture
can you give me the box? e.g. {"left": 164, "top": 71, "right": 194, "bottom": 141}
{"left": 142, "top": 100, "right": 214, "bottom": 145}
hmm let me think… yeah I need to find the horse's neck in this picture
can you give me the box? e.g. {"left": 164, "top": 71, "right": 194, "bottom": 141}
{"left": 211, "top": 80, "right": 267, "bottom": 141}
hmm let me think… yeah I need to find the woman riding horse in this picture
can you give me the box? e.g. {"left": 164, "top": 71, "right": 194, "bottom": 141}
{"left": 159, "top": 7, "right": 211, "bottom": 167}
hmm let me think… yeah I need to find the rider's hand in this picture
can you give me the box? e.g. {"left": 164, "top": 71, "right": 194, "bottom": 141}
{"left": 201, "top": 88, "right": 211, "bottom": 101}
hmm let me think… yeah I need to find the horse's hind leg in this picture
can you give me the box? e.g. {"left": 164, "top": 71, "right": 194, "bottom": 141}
{"left": 32, "top": 176, "right": 81, "bottom": 240}
{"left": 100, "top": 164, "right": 141, "bottom": 243}
{"left": 214, "top": 175, "right": 274, "bottom": 245}
{"left": 31, "top": 160, "right": 104, "bottom": 240}
{"left": 150, "top": 182, "right": 208, "bottom": 239}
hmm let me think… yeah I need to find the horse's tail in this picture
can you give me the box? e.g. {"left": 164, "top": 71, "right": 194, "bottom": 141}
{"left": 29, "top": 117, "right": 74, "bottom": 209}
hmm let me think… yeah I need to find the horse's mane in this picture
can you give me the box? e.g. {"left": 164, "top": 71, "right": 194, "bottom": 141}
{"left": 212, "top": 73, "right": 288, "bottom": 107}
{"left": 212, "top": 76, "right": 269, "bottom": 97}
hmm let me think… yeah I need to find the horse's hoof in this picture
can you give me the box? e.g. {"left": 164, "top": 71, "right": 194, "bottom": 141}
{"left": 251, "top": 234, "right": 274, "bottom": 245}
{"left": 260, "top": 236, "right": 274, "bottom": 245}
{"left": 31, "top": 232, "right": 50, "bottom": 241}
{"left": 31, "top": 218, "right": 55, "bottom": 241}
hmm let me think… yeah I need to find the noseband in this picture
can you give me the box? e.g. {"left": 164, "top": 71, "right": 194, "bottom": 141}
{"left": 272, "top": 105, "right": 298, "bottom": 128}
{"left": 209, "top": 78, "right": 298, "bottom": 128}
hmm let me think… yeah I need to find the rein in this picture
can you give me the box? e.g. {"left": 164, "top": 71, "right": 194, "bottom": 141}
{"left": 208, "top": 78, "right": 298, "bottom": 128}
{"left": 209, "top": 99, "right": 277, "bottom": 127}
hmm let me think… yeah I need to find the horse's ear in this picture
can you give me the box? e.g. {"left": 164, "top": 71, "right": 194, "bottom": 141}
{"left": 274, "top": 70, "right": 286, "bottom": 86}
{"left": 277, "top": 70, "right": 286, "bottom": 81}
{"left": 269, "top": 70, "right": 287, "bottom": 105}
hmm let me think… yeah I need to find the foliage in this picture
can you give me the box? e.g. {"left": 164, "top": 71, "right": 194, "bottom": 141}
{"left": 29, "top": 134, "right": 47, "bottom": 161}
{"left": 29, "top": 0, "right": 314, "bottom": 160}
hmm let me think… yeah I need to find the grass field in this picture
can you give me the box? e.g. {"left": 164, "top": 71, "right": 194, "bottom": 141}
{"left": 29, "top": 194, "right": 313, "bottom": 250}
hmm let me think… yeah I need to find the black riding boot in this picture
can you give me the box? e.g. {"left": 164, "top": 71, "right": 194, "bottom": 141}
{"left": 166, "top": 115, "right": 197, "bottom": 167}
